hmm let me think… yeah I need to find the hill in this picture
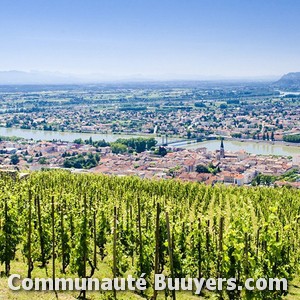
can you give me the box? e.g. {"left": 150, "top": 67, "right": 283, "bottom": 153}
{"left": 0, "top": 170, "right": 299, "bottom": 299}
{"left": 274, "top": 72, "right": 300, "bottom": 90}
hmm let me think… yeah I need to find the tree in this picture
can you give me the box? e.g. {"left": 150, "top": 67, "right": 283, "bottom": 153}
{"left": 63, "top": 153, "right": 100, "bottom": 169}
{"left": 187, "top": 130, "right": 192, "bottom": 139}
{"left": 196, "top": 165, "right": 210, "bottom": 173}
{"left": 63, "top": 159, "right": 73, "bottom": 168}
{"left": 155, "top": 146, "right": 167, "bottom": 157}
{"left": 114, "top": 137, "right": 157, "bottom": 153}
{"left": 271, "top": 131, "right": 275, "bottom": 141}
{"left": 10, "top": 154, "right": 19, "bottom": 165}
{"left": 265, "top": 175, "right": 272, "bottom": 186}
{"left": 232, "top": 133, "right": 242, "bottom": 138}
{"left": 135, "top": 139, "right": 147, "bottom": 153}
{"left": 95, "top": 139, "right": 110, "bottom": 147}
{"left": 146, "top": 138, "right": 157, "bottom": 150}
{"left": 73, "top": 138, "right": 83, "bottom": 145}
{"left": 39, "top": 157, "right": 47, "bottom": 165}
{"left": 283, "top": 134, "right": 300, "bottom": 143}
{"left": 110, "top": 143, "right": 127, "bottom": 154}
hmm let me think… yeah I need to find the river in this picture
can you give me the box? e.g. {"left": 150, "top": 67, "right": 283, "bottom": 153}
{"left": 0, "top": 126, "right": 171, "bottom": 143}
{"left": 180, "top": 139, "right": 300, "bottom": 157}
{"left": 0, "top": 127, "right": 299, "bottom": 157}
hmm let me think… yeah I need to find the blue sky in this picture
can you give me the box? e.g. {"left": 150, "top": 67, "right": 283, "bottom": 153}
{"left": 1, "top": 0, "right": 300, "bottom": 79}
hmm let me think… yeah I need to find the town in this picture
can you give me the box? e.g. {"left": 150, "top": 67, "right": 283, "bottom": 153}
{"left": 1, "top": 135, "right": 299, "bottom": 188}
{"left": 0, "top": 82, "right": 299, "bottom": 187}
{"left": 0, "top": 83, "right": 299, "bottom": 143}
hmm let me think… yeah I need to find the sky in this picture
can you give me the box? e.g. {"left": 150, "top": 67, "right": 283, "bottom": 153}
{"left": 1, "top": 0, "right": 300, "bottom": 80}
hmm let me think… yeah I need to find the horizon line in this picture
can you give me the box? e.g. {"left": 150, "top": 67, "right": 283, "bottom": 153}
{"left": 0, "top": 69, "right": 286, "bottom": 85}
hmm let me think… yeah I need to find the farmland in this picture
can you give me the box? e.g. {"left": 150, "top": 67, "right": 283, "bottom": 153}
{"left": 0, "top": 170, "right": 300, "bottom": 299}
{"left": 0, "top": 83, "right": 299, "bottom": 141}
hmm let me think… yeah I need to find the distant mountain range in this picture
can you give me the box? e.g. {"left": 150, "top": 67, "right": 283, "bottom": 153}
{"left": 0, "top": 71, "right": 84, "bottom": 85}
{"left": 0, "top": 71, "right": 168, "bottom": 84}
{"left": 0, "top": 70, "right": 281, "bottom": 85}
{"left": 274, "top": 72, "right": 300, "bottom": 90}
{"left": 0, "top": 70, "right": 299, "bottom": 88}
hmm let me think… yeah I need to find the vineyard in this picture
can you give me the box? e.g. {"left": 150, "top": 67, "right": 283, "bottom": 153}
{"left": 0, "top": 170, "right": 300, "bottom": 299}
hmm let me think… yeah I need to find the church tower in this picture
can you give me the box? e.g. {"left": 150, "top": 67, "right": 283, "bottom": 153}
{"left": 220, "top": 139, "right": 225, "bottom": 159}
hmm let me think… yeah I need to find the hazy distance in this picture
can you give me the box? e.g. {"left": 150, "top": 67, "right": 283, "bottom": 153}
{"left": 1, "top": 0, "right": 300, "bottom": 81}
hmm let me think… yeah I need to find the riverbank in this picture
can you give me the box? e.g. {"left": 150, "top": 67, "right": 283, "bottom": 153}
{"left": 180, "top": 139, "right": 300, "bottom": 157}
{"left": 1, "top": 126, "right": 299, "bottom": 157}
{"left": 2, "top": 125, "right": 300, "bottom": 147}
{"left": 0, "top": 126, "right": 167, "bottom": 143}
